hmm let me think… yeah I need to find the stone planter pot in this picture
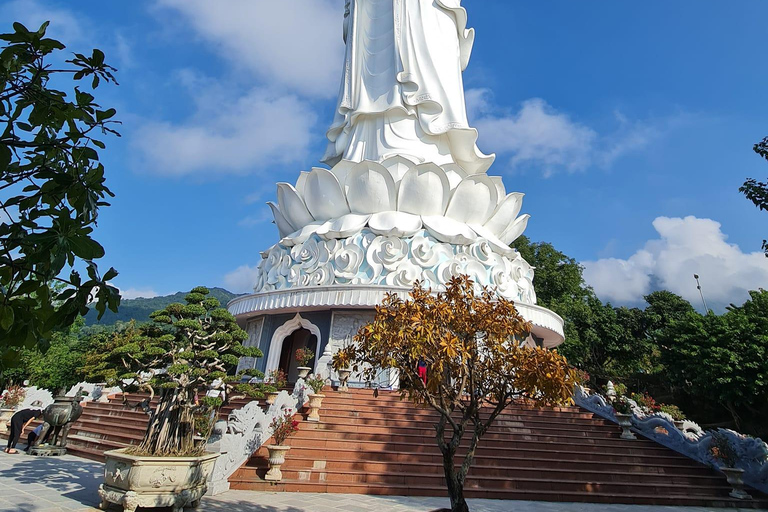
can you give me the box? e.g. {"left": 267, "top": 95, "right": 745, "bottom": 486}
{"left": 98, "top": 448, "right": 219, "bottom": 512}
{"left": 264, "top": 445, "right": 291, "bottom": 482}
{"left": 720, "top": 467, "right": 752, "bottom": 499}
{"left": 337, "top": 369, "right": 352, "bottom": 392}
{"left": 0, "top": 408, "right": 14, "bottom": 434}
{"left": 615, "top": 413, "right": 636, "bottom": 440}
{"left": 306, "top": 393, "right": 325, "bottom": 422}
{"left": 266, "top": 391, "right": 280, "bottom": 405}
{"left": 296, "top": 367, "right": 311, "bottom": 379}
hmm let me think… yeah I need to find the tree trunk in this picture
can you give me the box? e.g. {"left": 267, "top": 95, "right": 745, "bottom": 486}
{"left": 441, "top": 447, "right": 470, "bottom": 512}
{"left": 138, "top": 387, "right": 195, "bottom": 456}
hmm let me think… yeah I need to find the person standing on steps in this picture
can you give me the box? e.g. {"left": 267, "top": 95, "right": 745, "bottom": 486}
{"left": 417, "top": 356, "right": 428, "bottom": 386}
{"left": 4, "top": 408, "right": 42, "bottom": 454}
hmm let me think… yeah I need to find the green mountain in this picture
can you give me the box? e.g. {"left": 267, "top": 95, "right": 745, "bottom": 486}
{"left": 84, "top": 287, "right": 241, "bottom": 326}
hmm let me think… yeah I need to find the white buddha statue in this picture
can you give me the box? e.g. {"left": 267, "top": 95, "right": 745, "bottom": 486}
{"left": 323, "top": 0, "right": 494, "bottom": 175}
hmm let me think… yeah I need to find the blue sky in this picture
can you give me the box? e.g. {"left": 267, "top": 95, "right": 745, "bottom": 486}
{"left": 2, "top": 0, "right": 767, "bottom": 311}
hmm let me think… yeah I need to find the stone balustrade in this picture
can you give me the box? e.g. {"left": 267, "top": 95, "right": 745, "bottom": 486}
{"left": 573, "top": 385, "right": 768, "bottom": 494}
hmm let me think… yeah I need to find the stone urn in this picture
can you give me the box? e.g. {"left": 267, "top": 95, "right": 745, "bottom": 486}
{"left": 0, "top": 408, "right": 14, "bottom": 434}
{"left": 306, "top": 393, "right": 325, "bottom": 422}
{"left": 31, "top": 395, "right": 84, "bottom": 456}
{"left": 720, "top": 467, "right": 752, "bottom": 499}
{"left": 266, "top": 391, "right": 280, "bottom": 405}
{"left": 296, "top": 367, "right": 312, "bottom": 379}
{"left": 337, "top": 369, "right": 352, "bottom": 392}
{"left": 264, "top": 445, "right": 291, "bottom": 482}
{"left": 98, "top": 448, "right": 219, "bottom": 512}
{"left": 615, "top": 413, "right": 636, "bottom": 440}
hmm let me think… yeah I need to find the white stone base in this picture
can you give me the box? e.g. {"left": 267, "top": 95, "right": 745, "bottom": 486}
{"left": 229, "top": 285, "right": 564, "bottom": 347}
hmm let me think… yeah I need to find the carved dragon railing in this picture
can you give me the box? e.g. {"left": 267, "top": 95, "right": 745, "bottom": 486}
{"left": 573, "top": 385, "right": 768, "bottom": 494}
{"left": 205, "top": 378, "right": 310, "bottom": 495}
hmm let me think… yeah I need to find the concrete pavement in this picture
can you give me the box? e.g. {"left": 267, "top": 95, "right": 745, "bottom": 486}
{"left": 0, "top": 451, "right": 763, "bottom": 512}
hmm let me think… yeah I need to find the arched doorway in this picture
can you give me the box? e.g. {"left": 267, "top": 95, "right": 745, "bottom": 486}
{"left": 278, "top": 328, "right": 318, "bottom": 383}
{"left": 264, "top": 313, "right": 323, "bottom": 382}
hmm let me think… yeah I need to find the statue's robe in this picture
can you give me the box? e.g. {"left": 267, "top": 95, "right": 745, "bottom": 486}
{"left": 323, "top": 0, "right": 494, "bottom": 175}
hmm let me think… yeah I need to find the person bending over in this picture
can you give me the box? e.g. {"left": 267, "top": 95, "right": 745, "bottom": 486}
{"left": 5, "top": 408, "right": 42, "bottom": 454}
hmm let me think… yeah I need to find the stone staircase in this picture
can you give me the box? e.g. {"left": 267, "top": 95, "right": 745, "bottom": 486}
{"left": 2, "top": 393, "right": 258, "bottom": 461}
{"left": 5, "top": 388, "right": 767, "bottom": 507}
{"left": 230, "top": 388, "right": 768, "bottom": 508}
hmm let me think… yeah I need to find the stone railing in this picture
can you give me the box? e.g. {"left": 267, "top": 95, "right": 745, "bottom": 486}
{"left": 573, "top": 385, "right": 768, "bottom": 494}
{"left": 1, "top": 382, "right": 123, "bottom": 412}
{"left": 205, "top": 378, "right": 310, "bottom": 495}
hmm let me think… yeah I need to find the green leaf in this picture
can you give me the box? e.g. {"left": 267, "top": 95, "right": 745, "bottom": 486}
{"left": 0, "top": 305, "right": 14, "bottom": 331}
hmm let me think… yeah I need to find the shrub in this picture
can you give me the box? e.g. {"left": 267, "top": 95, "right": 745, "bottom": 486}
{"left": 266, "top": 369, "right": 288, "bottom": 389}
{"left": 630, "top": 392, "right": 661, "bottom": 414}
{"left": 709, "top": 430, "right": 738, "bottom": 468}
{"left": 0, "top": 385, "right": 25, "bottom": 409}
{"left": 331, "top": 346, "right": 355, "bottom": 371}
{"left": 659, "top": 404, "right": 686, "bottom": 421}
{"left": 294, "top": 348, "right": 314, "bottom": 367}
{"left": 305, "top": 375, "right": 325, "bottom": 394}
{"left": 270, "top": 410, "right": 299, "bottom": 445}
{"left": 613, "top": 395, "right": 634, "bottom": 415}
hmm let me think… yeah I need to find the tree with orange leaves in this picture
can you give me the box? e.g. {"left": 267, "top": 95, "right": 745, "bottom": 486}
{"left": 352, "top": 275, "right": 576, "bottom": 512}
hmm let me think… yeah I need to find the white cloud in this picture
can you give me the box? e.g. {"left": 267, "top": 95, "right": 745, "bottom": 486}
{"left": 120, "top": 288, "right": 160, "bottom": 300}
{"left": 154, "top": 0, "right": 343, "bottom": 97}
{"left": 223, "top": 265, "right": 261, "bottom": 294}
{"left": 470, "top": 91, "right": 661, "bottom": 177}
{"left": 133, "top": 75, "right": 318, "bottom": 176}
{"left": 583, "top": 216, "right": 768, "bottom": 311}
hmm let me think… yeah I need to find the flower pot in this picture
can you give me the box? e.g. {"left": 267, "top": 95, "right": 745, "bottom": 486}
{"left": 266, "top": 391, "right": 280, "bottom": 405}
{"left": 337, "top": 369, "right": 352, "bottom": 392}
{"left": 264, "top": 445, "right": 291, "bottom": 482}
{"left": 306, "top": 393, "right": 325, "bottom": 422}
{"left": 98, "top": 448, "right": 219, "bottom": 512}
{"left": 720, "top": 467, "right": 752, "bottom": 499}
{"left": 0, "top": 408, "right": 14, "bottom": 434}
{"left": 615, "top": 413, "right": 636, "bottom": 440}
{"left": 296, "top": 367, "right": 312, "bottom": 379}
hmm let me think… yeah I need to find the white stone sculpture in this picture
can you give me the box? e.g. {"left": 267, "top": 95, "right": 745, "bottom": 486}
{"left": 574, "top": 385, "right": 768, "bottom": 494}
{"left": 325, "top": 0, "right": 493, "bottom": 174}
{"left": 206, "top": 380, "right": 310, "bottom": 495}
{"left": 236, "top": 0, "right": 567, "bottom": 347}
{"left": 268, "top": 159, "right": 529, "bottom": 253}
{"left": 253, "top": 228, "right": 536, "bottom": 305}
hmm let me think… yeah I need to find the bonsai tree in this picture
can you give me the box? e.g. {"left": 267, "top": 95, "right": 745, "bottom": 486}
{"left": 84, "top": 287, "right": 262, "bottom": 456}
{"left": 81, "top": 321, "right": 154, "bottom": 401}
{"left": 352, "top": 275, "right": 576, "bottom": 512}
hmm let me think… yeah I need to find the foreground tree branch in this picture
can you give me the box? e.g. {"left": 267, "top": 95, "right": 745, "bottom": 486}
{"left": 0, "top": 21, "right": 121, "bottom": 365}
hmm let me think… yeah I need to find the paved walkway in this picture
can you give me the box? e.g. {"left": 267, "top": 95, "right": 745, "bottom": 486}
{"left": 0, "top": 451, "right": 764, "bottom": 512}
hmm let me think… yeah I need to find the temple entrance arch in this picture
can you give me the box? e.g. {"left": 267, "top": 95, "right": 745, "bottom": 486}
{"left": 265, "top": 314, "right": 322, "bottom": 382}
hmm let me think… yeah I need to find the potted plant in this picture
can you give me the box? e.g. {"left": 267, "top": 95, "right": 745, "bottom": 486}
{"left": 612, "top": 396, "right": 637, "bottom": 440}
{"left": 0, "top": 385, "right": 25, "bottom": 434}
{"left": 304, "top": 374, "right": 326, "bottom": 422}
{"left": 710, "top": 430, "right": 752, "bottom": 499}
{"left": 264, "top": 409, "right": 300, "bottom": 482}
{"left": 659, "top": 403, "right": 686, "bottom": 430}
{"left": 85, "top": 287, "right": 263, "bottom": 512}
{"left": 331, "top": 346, "right": 355, "bottom": 392}
{"left": 264, "top": 369, "right": 288, "bottom": 405}
{"left": 294, "top": 348, "right": 314, "bottom": 379}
